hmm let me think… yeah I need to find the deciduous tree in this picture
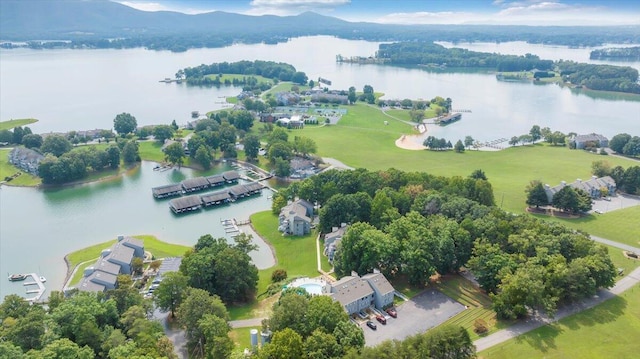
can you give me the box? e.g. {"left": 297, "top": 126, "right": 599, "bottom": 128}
{"left": 113, "top": 113, "right": 137, "bottom": 136}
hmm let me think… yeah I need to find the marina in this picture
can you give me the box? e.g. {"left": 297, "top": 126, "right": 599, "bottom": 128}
{"left": 7, "top": 273, "right": 47, "bottom": 302}
{"left": 169, "top": 182, "right": 266, "bottom": 214}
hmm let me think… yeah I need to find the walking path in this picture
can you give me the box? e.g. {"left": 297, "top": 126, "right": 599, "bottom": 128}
{"left": 230, "top": 317, "right": 267, "bottom": 329}
{"left": 474, "top": 264, "right": 640, "bottom": 352}
{"left": 591, "top": 235, "right": 640, "bottom": 253}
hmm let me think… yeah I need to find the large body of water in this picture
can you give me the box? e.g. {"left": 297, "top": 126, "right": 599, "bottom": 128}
{"left": 1, "top": 36, "right": 639, "bottom": 299}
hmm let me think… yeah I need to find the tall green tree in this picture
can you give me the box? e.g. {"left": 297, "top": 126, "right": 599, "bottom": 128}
{"left": 243, "top": 134, "right": 261, "bottom": 161}
{"left": 260, "top": 328, "right": 304, "bottom": 359}
{"left": 106, "top": 145, "right": 121, "bottom": 169}
{"left": 154, "top": 272, "right": 189, "bottom": 318}
{"left": 195, "top": 145, "right": 213, "bottom": 169}
{"left": 525, "top": 180, "right": 549, "bottom": 208}
{"left": 41, "top": 134, "right": 72, "bottom": 156}
{"left": 163, "top": 142, "right": 185, "bottom": 167}
{"left": 153, "top": 125, "right": 175, "bottom": 143}
{"left": 529, "top": 125, "right": 542, "bottom": 141}
{"left": 122, "top": 140, "right": 140, "bottom": 163}
{"left": 609, "top": 133, "right": 631, "bottom": 153}
{"left": 113, "top": 113, "right": 137, "bottom": 136}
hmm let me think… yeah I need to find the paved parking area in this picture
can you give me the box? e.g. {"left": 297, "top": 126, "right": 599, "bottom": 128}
{"left": 590, "top": 193, "right": 640, "bottom": 214}
{"left": 362, "top": 289, "right": 465, "bottom": 347}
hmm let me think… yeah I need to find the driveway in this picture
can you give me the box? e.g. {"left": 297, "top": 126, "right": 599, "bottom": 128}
{"left": 153, "top": 308, "right": 188, "bottom": 359}
{"left": 590, "top": 193, "right": 640, "bottom": 214}
{"left": 362, "top": 290, "right": 465, "bottom": 347}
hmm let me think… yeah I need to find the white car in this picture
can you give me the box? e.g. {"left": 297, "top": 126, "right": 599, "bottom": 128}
{"left": 595, "top": 209, "right": 603, "bottom": 214}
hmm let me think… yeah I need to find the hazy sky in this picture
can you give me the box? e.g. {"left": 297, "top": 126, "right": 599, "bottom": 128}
{"left": 116, "top": 0, "right": 640, "bottom": 26}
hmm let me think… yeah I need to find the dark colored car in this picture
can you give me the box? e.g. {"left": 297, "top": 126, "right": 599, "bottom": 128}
{"left": 376, "top": 314, "right": 387, "bottom": 324}
{"left": 366, "top": 320, "right": 377, "bottom": 330}
{"left": 386, "top": 308, "right": 397, "bottom": 318}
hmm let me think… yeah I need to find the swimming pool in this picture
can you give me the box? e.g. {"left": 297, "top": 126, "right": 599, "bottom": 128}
{"left": 298, "top": 283, "right": 324, "bottom": 295}
{"left": 288, "top": 277, "right": 328, "bottom": 296}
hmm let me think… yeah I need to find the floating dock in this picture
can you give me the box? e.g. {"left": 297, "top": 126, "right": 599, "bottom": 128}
{"left": 22, "top": 273, "right": 46, "bottom": 302}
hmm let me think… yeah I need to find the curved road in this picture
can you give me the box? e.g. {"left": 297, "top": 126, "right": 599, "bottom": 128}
{"left": 474, "top": 237, "right": 640, "bottom": 352}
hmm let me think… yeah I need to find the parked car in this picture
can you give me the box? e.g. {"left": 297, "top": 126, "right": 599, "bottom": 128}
{"left": 366, "top": 320, "right": 377, "bottom": 330}
{"left": 375, "top": 314, "right": 387, "bottom": 325}
{"left": 386, "top": 308, "right": 398, "bottom": 318}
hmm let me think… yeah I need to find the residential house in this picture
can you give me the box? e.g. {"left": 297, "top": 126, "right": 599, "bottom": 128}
{"left": 278, "top": 199, "right": 314, "bottom": 236}
{"left": 571, "top": 133, "right": 609, "bottom": 149}
{"left": 324, "top": 225, "right": 348, "bottom": 263}
{"left": 544, "top": 175, "right": 616, "bottom": 203}
{"left": 362, "top": 272, "right": 395, "bottom": 310}
{"left": 275, "top": 92, "right": 300, "bottom": 106}
{"left": 329, "top": 275, "right": 375, "bottom": 315}
{"left": 9, "top": 147, "right": 44, "bottom": 175}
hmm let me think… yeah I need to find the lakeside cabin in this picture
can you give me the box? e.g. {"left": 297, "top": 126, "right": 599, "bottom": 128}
{"left": 152, "top": 183, "right": 184, "bottom": 199}
{"left": 201, "top": 191, "right": 231, "bottom": 207}
{"left": 222, "top": 170, "right": 240, "bottom": 183}
{"left": 182, "top": 177, "right": 210, "bottom": 193}
{"left": 169, "top": 195, "right": 203, "bottom": 214}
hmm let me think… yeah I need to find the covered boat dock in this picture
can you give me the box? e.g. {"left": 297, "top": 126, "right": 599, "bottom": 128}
{"left": 169, "top": 195, "right": 203, "bottom": 214}
{"left": 222, "top": 170, "right": 240, "bottom": 183}
{"left": 201, "top": 191, "right": 231, "bottom": 207}
{"left": 206, "top": 174, "right": 226, "bottom": 187}
{"left": 152, "top": 183, "right": 184, "bottom": 199}
{"left": 182, "top": 177, "right": 210, "bottom": 193}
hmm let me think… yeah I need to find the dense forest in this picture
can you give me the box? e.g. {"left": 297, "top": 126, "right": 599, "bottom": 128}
{"left": 178, "top": 60, "right": 308, "bottom": 86}
{"left": 557, "top": 61, "right": 640, "bottom": 93}
{"left": 273, "top": 168, "right": 617, "bottom": 320}
{"left": 590, "top": 46, "right": 640, "bottom": 61}
{"left": 375, "top": 42, "right": 554, "bottom": 71}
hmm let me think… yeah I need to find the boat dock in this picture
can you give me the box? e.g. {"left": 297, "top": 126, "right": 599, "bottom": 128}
{"left": 221, "top": 218, "right": 250, "bottom": 236}
{"left": 22, "top": 273, "right": 46, "bottom": 302}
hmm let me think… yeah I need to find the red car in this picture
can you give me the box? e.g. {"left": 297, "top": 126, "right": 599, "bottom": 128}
{"left": 386, "top": 308, "right": 397, "bottom": 318}
{"left": 376, "top": 314, "right": 387, "bottom": 325}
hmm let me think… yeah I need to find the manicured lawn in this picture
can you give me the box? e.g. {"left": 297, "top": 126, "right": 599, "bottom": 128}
{"left": 603, "top": 244, "right": 640, "bottom": 278}
{"left": 0, "top": 149, "right": 42, "bottom": 186}
{"left": 388, "top": 275, "right": 425, "bottom": 299}
{"left": 537, "top": 206, "right": 640, "bottom": 248}
{"left": 0, "top": 118, "right": 38, "bottom": 130}
{"left": 230, "top": 327, "right": 254, "bottom": 353}
{"left": 138, "top": 141, "right": 166, "bottom": 163}
{"left": 228, "top": 211, "right": 318, "bottom": 320}
{"left": 479, "top": 283, "right": 640, "bottom": 359}
{"left": 66, "top": 235, "right": 190, "bottom": 285}
{"left": 434, "top": 275, "right": 514, "bottom": 341}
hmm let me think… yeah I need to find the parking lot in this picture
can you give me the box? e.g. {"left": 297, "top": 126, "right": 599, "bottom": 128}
{"left": 590, "top": 193, "right": 640, "bottom": 214}
{"left": 362, "top": 290, "right": 465, "bottom": 347}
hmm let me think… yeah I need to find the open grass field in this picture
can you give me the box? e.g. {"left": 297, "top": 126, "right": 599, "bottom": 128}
{"left": 0, "top": 118, "right": 38, "bottom": 130}
{"left": 66, "top": 235, "right": 190, "bottom": 285}
{"left": 604, "top": 243, "right": 640, "bottom": 278}
{"left": 0, "top": 149, "right": 42, "bottom": 186}
{"left": 434, "top": 275, "right": 514, "bottom": 341}
{"left": 230, "top": 327, "right": 254, "bottom": 354}
{"left": 536, "top": 206, "right": 640, "bottom": 248}
{"left": 297, "top": 103, "right": 636, "bottom": 214}
{"left": 227, "top": 211, "right": 318, "bottom": 320}
{"left": 479, "top": 283, "right": 640, "bottom": 359}
{"left": 138, "top": 141, "right": 167, "bottom": 163}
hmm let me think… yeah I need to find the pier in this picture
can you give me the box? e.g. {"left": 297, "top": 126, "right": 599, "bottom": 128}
{"left": 221, "top": 218, "right": 251, "bottom": 236}
{"left": 22, "top": 273, "right": 46, "bottom": 302}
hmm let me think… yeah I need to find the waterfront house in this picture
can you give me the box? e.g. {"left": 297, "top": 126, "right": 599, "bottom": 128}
{"left": 570, "top": 133, "right": 609, "bottom": 149}
{"left": 278, "top": 199, "right": 314, "bottom": 236}
{"left": 330, "top": 275, "right": 375, "bottom": 315}
{"left": 8, "top": 147, "right": 44, "bottom": 176}
{"left": 544, "top": 175, "right": 616, "bottom": 203}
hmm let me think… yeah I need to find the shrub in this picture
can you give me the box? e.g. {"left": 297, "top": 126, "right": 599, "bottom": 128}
{"left": 474, "top": 318, "right": 489, "bottom": 334}
{"left": 271, "top": 269, "right": 288, "bottom": 283}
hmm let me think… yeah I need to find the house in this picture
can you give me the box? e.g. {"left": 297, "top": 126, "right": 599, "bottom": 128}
{"left": 571, "top": 133, "right": 609, "bottom": 149}
{"left": 8, "top": 147, "right": 44, "bottom": 175}
{"left": 324, "top": 225, "right": 348, "bottom": 263}
{"left": 544, "top": 175, "right": 616, "bottom": 203}
{"left": 278, "top": 199, "right": 314, "bottom": 236}
{"left": 75, "top": 235, "right": 145, "bottom": 293}
{"left": 329, "top": 275, "right": 375, "bottom": 315}
{"left": 362, "top": 272, "right": 395, "bottom": 310}
{"left": 275, "top": 92, "right": 300, "bottom": 106}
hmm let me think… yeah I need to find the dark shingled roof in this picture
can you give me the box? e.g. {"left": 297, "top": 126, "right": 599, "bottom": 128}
{"left": 169, "top": 195, "right": 203, "bottom": 211}
{"left": 77, "top": 278, "right": 106, "bottom": 292}
{"left": 206, "top": 174, "right": 225, "bottom": 185}
{"left": 222, "top": 170, "right": 240, "bottom": 181}
{"left": 201, "top": 191, "right": 231, "bottom": 203}
{"left": 244, "top": 182, "right": 264, "bottom": 192}
{"left": 229, "top": 184, "right": 250, "bottom": 197}
{"left": 181, "top": 177, "right": 210, "bottom": 190}
{"left": 152, "top": 183, "right": 183, "bottom": 196}
{"left": 362, "top": 273, "right": 395, "bottom": 296}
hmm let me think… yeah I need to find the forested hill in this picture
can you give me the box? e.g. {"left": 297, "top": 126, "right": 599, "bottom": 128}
{"left": 1, "top": 0, "right": 639, "bottom": 51}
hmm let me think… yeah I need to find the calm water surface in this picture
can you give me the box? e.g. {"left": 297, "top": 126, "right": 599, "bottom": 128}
{"left": 1, "top": 36, "right": 639, "bottom": 299}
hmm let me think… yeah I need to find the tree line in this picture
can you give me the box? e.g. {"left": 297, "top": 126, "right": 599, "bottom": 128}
{"left": 609, "top": 133, "right": 640, "bottom": 158}
{"left": 557, "top": 60, "right": 640, "bottom": 94}
{"left": 274, "top": 168, "right": 616, "bottom": 321}
{"left": 178, "top": 60, "right": 308, "bottom": 86}
{"left": 0, "top": 276, "right": 177, "bottom": 359}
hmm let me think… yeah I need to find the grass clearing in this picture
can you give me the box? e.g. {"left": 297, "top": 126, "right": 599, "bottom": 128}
{"left": 433, "top": 275, "right": 514, "bottom": 341}
{"left": 230, "top": 327, "right": 255, "bottom": 353}
{"left": 604, "top": 244, "right": 640, "bottom": 278}
{"left": 0, "top": 149, "right": 41, "bottom": 186}
{"left": 479, "top": 283, "right": 640, "bottom": 359}
{"left": 228, "top": 211, "right": 318, "bottom": 320}
{"left": 0, "top": 118, "right": 38, "bottom": 130}
{"left": 138, "top": 141, "right": 166, "bottom": 163}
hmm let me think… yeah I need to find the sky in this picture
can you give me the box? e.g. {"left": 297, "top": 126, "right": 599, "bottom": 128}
{"left": 116, "top": 0, "right": 640, "bottom": 26}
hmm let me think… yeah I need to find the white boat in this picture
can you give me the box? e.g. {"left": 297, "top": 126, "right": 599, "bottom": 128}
{"left": 39, "top": 276, "right": 46, "bottom": 283}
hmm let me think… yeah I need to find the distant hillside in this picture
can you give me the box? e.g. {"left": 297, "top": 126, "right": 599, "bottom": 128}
{"left": 1, "top": 0, "right": 639, "bottom": 51}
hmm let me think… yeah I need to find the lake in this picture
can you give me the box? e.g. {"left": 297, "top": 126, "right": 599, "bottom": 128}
{"left": 1, "top": 36, "right": 639, "bottom": 299}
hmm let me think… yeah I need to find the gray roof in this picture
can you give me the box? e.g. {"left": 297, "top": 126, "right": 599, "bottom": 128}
{"left": 201, "top": 191, "right": 231, "bottom": 203}
{"left": 87, "top": 270, "right": 118, "bottom": 286}
{"left": 330, "top": 276, "right": 374, "bottom": 305}
{"left": 362, "top": 273, "right": 395, "bottom": 295}
{"left": 182, "top": 177, "right": 210, "bottom": 190}
{"left": 229, "top": 184, "right": 250, "bottom": 197}
{"left": 152, "top": 183, "right": 183, "bottom": 196}
{"left": 325, "top": 225, "right": 348, "bottom": 243}
{"left": 206, "top": 174, "right": 225, "bottom": 185}
{"left": 574, "top": 133, "right": 608, "bottom": 143}
{"left": 169, "top": 195, "right": 203, "bottom": 210}
{"left": 77, "top": 278, "right": 106, "bottom": 292}
{"left": 222, "top": 170, "right": 240, "bottom": 181}
{"left": 281, "top": 201, "right": 311, "bottom": 222}
{"left": 107, "top": 243, "right": 135, "bottom": 265}
{"left": 244, "top": 182, "right": 264, "bottom": 192}
{"left": 95, "top": 258, "right": 122, "bottom": 276}
{"left": 122, "top": 236, "right": 144, "bottom": 250}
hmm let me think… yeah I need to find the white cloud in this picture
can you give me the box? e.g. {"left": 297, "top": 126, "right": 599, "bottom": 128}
{"left": 246, "top": 0, "right": 350, "bottom": 16}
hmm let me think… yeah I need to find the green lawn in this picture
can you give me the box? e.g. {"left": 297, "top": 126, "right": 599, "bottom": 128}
{"left": 227, "top": 211, "right": 319, "bottom": 320}
{"left": 603, "top": 244, "right": 640, "bottom": 278}
{"left": 0, "top": 118, "right": 38, "bottom": 130}
{"left": 479, "top": 283, "right": 640, "bottom": 359}
{"left": 536, "top": 206, "right": 640, "bottom": 248}
{"left": 0, "top": 149, "right": 42, "bottom": 186}
{"left": 434, "top": 275, "right": 514, "bottom": 341}
{"left": 230, "top": 327, "right": 255, "bottom": 353}
{"left": 66, "top": 235, "right": 190, "bottom": 286}
{"left": 138, "top": 141, "right": 166, "bottom": 162}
